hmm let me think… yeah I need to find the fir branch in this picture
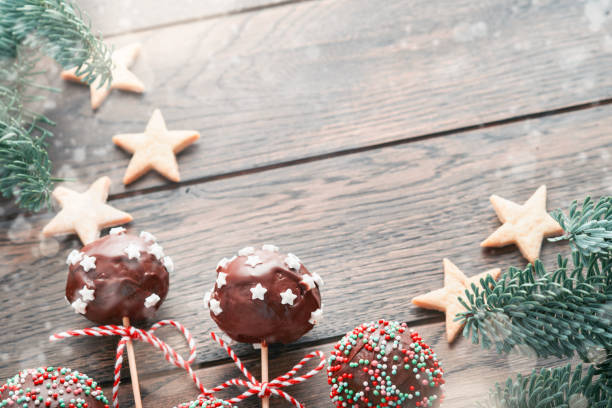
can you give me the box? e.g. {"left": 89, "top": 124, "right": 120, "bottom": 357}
{"left": 457, "top": 255, "right": 612, "bottom": 361}
{"left": 550, "top": 196, "right": 612, "bottom": 260}
{"left": 479, "top": 363, "right": 611, "bottom": 408}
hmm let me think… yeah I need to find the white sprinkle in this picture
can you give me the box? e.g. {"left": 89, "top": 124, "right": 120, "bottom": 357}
{"left": 284, "top": 253, "right": 301, "bottom": 270}
{"left": 144, "top": 293, "right": 161, "bottom": 308}
{"left": 245, "top": 255, "right": 263, "bottom": 267}
{"left": 250, "top": 283, "right": 267, "bottom": 300}
{"left": 66, "top": 250, "right": 83, "bottom": 266}
{"left": 149, "top": 243, "right": 164, "bottom": 260}
{"left": 124, "top": 243, "right": 140, "bottom": 260}
{"left": 109, "top": 227, "right": 126, "bottom": 235}
{"left": 301, "top": 274, "right": 316, "bottom": 290}
{"left": 309, "top": 307, "right": 323, "bottom": 325}
{"left": 80, "top": 255, "right": 96, "bottom": 272}
{"left": 216, "top": 257, "right": 230, "bottom": 271}
{"left": 71, "top": 298, "right": 88, "bottom": 314}
{"left": 262, "top": 244, "right": 279, "bottom": 252}
{"left": 311, "top": 271, "right": 324, "bottom": 287}
{"left": 238, "top": 246, "right": 255, "bottom": 256}
{"left": 79, "top": 286, "right": 95, "bottom": 302}
{"left": 162, "top": 256, "right": 174, "bottom": 273}
{"left": 209, "top": 298, "right": 223, "bottom": 315}
{"left": 216, "top": 272, "right": 228, "bottom": 288}
{"left": 280, "top": 289, "right": 297, "bottom": 306}
{"left": 203, "top": 291, "right": 212, "bottom": 309}
{"left": 139, "top": 231, "right": 157, "bottom": 242}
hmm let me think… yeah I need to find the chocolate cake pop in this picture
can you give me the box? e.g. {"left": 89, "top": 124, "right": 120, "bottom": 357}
{"left": 0, "top": 366, "right": 110, "bottom": 408}
{"left": 327, "top": 320, "right": 445, "bottom": 408}
{"left": 204, "top": 245, "right": 323, "bottom": 344}
{"left": 65, "top": 228, "right": 172, "bottom": 324}
{"left": 175, "top": 397, "right": 235, "bottom": 408}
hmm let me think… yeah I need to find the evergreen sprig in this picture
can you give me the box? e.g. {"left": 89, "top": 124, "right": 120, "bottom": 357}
{"left": 0, "top": 0, "right": 111, "bottom": 211}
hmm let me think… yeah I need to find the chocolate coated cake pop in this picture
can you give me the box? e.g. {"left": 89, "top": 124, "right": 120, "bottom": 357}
{"left": 327, "top": 320, "right": 445, "bottom": 408}
{"left": 65, "top": 228, "right": 172, "bottom": 324}
{"left": 205, "top": 245, "right": 323, "bottom": 344}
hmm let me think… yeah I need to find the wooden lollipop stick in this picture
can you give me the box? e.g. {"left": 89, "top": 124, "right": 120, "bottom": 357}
{"left": 122, "top": 316, "right": 143, "bottom": 408}
{"left": 261, "top": 341, "right": 269, "bottom": 408}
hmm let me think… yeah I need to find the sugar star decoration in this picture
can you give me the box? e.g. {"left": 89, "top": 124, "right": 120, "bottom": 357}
{"left": 245, "top": 255, "right": 263, "bottom": 267}
{"left": 78, "top": 286, "right": 95, "bottom": 302}
{"left": 42, "top": 177, "right": 133, "bottom": 245}
{"left": 209, "top": 298, "right": 223, "bottom": 315}
{"left": 61, "top": 43, "right": 145, "bottom": 110}
{"left": 71, "top": 298, "right": 88, "bottom": 315}
{"left": 238, "top": 247, "right": 255, "bottom": 256}
{"left": 148, "top": 243, "right": 165, "bottom": 260}
{"left": 162, "top": 256, "right": 174, "bottom": 273}
{"left": 285, "top": 253, "right": 301, "bottom": 270}
{"left": 144, "top": 293, "right": 161, "bottom": 308}
{"left": 280, "top": 289, "right": 297, "bottom": 306}
{"left": 124, "top": 243, "right": 141, "bottom": 260}
{"left": 66, "top": 250, "right": 84, "bottom": 266}
{"left": 250, "top": 283, "right": 267, "bottom": 300}
{"left": 140, "top": 231, "right": 157, "bottom": 242}
{"left": 301, "top": 275, "right": 316, "bottom": 290}
{"left": 112, "top": 109, "right": 200, "bottom": 185}
{"left": 216, "top": 272, "right": 228, "bottom": 289}
{"left": 412, "top": 258, "right": 501, "bottom": 343}
{"left": 481, "top": 185, "right": 564, "bottom": 262}
{"left": 309, "top": 308, "right": 323, "bottom": 325}
{"left": 79, "top": 255, "right": 97, "bottom": 272}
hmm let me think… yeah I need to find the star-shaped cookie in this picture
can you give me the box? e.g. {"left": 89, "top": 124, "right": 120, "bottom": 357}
{"left": 42, "top": 177, "right": 133, "bottom": 245}
{"left": 481, "top": 185, "right": 563, "bottom": 263}
{"left": 412, "top": 258, "right": 501, "bottom": 343}
{"left": 112, "top": 109, "right": 200, "bottom": 184}
{"left": 61, "top": 43, "right": 145, "bottom": 110}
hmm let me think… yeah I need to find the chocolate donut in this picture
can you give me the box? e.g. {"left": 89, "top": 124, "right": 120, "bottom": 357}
{"left": 65, "top": 228, "right": 172, "bottom": 324}
{"left": 327, "top": 320, "right": 445, "bottom": 408}
{"left": 0, "top": 366, "right": 110, "bottom": 408}
{"left": 205, "top": 245, "right": 323, "bottom": 344}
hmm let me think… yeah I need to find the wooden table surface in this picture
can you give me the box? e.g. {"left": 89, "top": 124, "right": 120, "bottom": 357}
{"left": 1, "top": 0, "right": 611, "bottom": 406}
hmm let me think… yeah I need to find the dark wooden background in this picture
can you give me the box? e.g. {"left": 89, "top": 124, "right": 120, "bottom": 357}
{"left": 1, "top": 0, "right": 611, "bottom": 406}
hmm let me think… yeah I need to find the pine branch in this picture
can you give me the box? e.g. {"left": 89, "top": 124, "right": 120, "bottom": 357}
{"left": 457, "top": 254, "right": 611, "bottom": 361}
{"left": 550, "top": 196, "right": 612, "bottom": 260}
{"left": 0, "top": 0, "right": 112, "bottom": 211}
{"left": 479, "top": 363, "right": 611, "bottom": 408}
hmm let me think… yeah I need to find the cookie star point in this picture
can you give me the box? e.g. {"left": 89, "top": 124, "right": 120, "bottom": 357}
{"left": 412, "top": 259, "right": 501, "bottom": 343}
{"left": 481, "top": 185, "right": 563, "bottom": 262}
{"left": 113, "top": 109, "right": 200, "bottom": 185}
{"left": 42, "top": 177, "right": 132, "bottom": 245}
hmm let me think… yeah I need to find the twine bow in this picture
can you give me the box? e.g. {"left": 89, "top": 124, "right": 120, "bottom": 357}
{"left": 50, "top": 320, "right": 208, "bottom": 407}
{"left": 207, "top": 332, "right": 326, "bottom": 408}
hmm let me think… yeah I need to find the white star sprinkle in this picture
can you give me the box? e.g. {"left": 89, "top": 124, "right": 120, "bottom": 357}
{"left": 140, "top": 231, "right": 157, "bottom": 242}
{"left": 285, "top": 253, "right": 301, "bottom": 270}
{"left": 66, "top": 250, "right": 83, "bottom": 265}
{"left": 79, "top": 286, "right": 95, "bottom": 302}
{"left": 280, "top": 289, "right": 297, "bottom": 306}
{"left": 216, "top": 272, "right": 228, "bottom": 288}
{"left": 216, "top": 257, "right": 230, "bottom": 271}
{"left": 262, "top": 244, "right": 279, "bottom": 252}
{"left": 71, "top": 298, "right": 88, "bottom": 315}
{"left": 309, "top": 308, "right": 323, "bottom": 325}
{"left": 245, "top": 255, "right": 263, "bottom": 267}
{"left": 250, "top": 283, "right": 267, "bottom": 300}
{"left": 238, "top": 246, "right": 255, "bottom": 256}
{"left": 209, "top": 298, "right": 223, "bottom": 315}
{"left": 124, "top": 243, "right": 141, "bottom": 260}
{"left": 300, "top": 274, "right": 316, "bottom": 290}
{"left": 162, "top": 256, "right": 174, "bottom": 273}
{"left": 109, "top": 227, "right": 126, "bottom": 235}
{"left": 311, "top": 272, "right": 324, "bottom": 287}
{"left": 203, "top": 290, "right": 212, "bottom": 309}
{"left": 80, "top": 255, "right": 96, "bottom": 271}
{"left": 144, "top": 293, "right": 161, "bottom": 308}
{"left": 149, "top": 243, "right": 164, "bottom": 260}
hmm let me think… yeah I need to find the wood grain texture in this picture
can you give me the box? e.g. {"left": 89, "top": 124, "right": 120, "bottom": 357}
{"left": 0, "top": 105, "right": 610, "bottom": 385}
{"left": 114, "top": 321, "right": 576, "bottom": 408}
{"left": 37, "top": 0, "right": 612, "bottom": 199}
{"left": 78, "top": 0, "right": 293, "bottom": 37}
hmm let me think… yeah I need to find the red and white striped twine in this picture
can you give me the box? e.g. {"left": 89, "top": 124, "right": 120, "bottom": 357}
{"left": 50, "top": 320, "right": 210, "bottom": 408}
{"left": 207, "top": 332, "right": 327, "bottom": 408}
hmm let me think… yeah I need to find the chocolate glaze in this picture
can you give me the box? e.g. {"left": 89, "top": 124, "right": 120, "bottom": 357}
{"left": 327, "top": 320, "right": 445, "bottom": 408}
{"left": 66, "top": 233, "right": 169, "bottom": 324}
{"left": 0, "top": 367, "right": 109, "bottom": 408}
{"left": 208, "top": 247, "right": 322, "bottom": 344}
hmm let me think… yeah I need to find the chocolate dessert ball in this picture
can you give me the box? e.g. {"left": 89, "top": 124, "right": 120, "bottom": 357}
{"left": 175, "top": 397, "right": 235, "bottom": 408}
{"left": 65, "top": 228, "right": 172, "bottom": 324}
{"left": 205, "top": 245, "right": 323, "bottom": 344}
{"left": 327, "top": 320, "right": 445, "bottom": 408}
{"left": 0, "top": 366, "right": 110, "bottom": 408}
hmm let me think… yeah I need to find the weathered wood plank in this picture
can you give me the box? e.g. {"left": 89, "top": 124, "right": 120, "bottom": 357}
{"left": 41, "top": 0, "right": 612, "bottom": 198}
{"left": 78, "top": 0, "right": 293, "bottom": 37}
{"left": 0, "top": 105, "right": 610, "bottom": 383}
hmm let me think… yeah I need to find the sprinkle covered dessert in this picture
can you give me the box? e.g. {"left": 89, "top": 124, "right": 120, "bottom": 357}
{"left": 0, "top": 367, "right": 110, "bottom": 408}
{"left": 174, "top": 397, "right": 235, "bottom": 408}
{"left": 205, "top": 245, "right": 323, "bottom": 344}
{"left": 327, "top": 320, "right": 445, "bottom": 408}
